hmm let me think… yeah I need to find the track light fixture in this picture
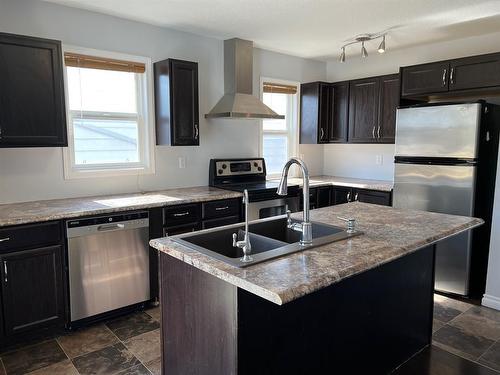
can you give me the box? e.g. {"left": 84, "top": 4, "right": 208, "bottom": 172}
{"left": 339, "top": 32, "right": 387, "bottom": 62}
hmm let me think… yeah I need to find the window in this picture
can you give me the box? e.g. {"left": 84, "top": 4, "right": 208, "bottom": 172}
{"left": 260, "top": 80, "right": 299, "bottom": 177}
{"left": 63, "top": 47, "right": 154, "bottom": 178}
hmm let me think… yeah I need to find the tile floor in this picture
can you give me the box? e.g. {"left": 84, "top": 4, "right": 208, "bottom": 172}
{"left": 431, "top": 294, "right": 500, "bottom": 372}
{"left": 1, "top": 295, "right": 500, "bottom": 374}
{"left": 0, "top": 308, "right": 160, "bottom": 375}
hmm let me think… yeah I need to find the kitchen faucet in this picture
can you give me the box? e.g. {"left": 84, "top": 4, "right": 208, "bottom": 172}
{"left": 277, "top": 157, "right": 312, "bottom": 245}
{"left": 233, "top": 189, "right": 252, "bottom": 262}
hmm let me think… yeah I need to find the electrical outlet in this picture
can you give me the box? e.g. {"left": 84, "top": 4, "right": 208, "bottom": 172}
{"left": 178, "top": 156, "right": 187, "bottom": 169}
{"left": 375, "top": 155, "right": 383, "bottom": 165}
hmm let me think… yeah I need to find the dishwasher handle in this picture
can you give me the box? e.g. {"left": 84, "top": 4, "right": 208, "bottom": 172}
{"left": 97, "top": 223, "right": 125, "bottom": 231}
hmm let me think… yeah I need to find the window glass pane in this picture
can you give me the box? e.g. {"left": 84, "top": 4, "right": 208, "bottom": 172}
{"left": 67, "top": 67, "right": 137, "bottom": 113}
{"left": 263, "top": 134, "right": 288, "bottom": 174}
{"left": 263, "top": 92, "right": 287, "bottom": 131}
{"left": 73, "top": 117, "right": 139, "bottom": 165}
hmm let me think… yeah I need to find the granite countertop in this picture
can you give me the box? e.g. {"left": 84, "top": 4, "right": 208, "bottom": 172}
{"left": 0, "top": 187, "right": 242, "bottom": 227}
{"left": 150, "top": 202, "right": 482, "bottom": 305}
{"left": 270, "top": 175, "right": 393, "bottom": 192}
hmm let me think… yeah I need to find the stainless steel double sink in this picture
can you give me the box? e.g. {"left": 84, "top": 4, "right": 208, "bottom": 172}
{"left": 170, "top": 215, "right": 362, "bottom": 267}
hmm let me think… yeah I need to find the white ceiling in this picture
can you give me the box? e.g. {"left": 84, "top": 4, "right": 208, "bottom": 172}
{"left": 43, "top": 0, "right": 500, "bottom": 61}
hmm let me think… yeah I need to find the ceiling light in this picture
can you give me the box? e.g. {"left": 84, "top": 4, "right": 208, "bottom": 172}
{"left": 339, "top": 30, "right": 388, "bottom": 62}
{"left": 361, "top": 42, "right": 368, "bottom": 58}
{"left": 378, "top": 35, "right": 386, "bottom": 54}
{"left": 339, "top": 47, "right": 345, "bottom": 63}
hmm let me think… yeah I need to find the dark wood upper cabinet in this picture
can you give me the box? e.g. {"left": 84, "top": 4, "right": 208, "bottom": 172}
{"left": 328, "top": 81, "right": 349, "bottom": 143}
{"left": 300, "top": 81, "right": 349, "bottom": 144}
{"left": 1, "top": 245, "right": 65, "bottom": 336}
{"left": 348, "top": 77, "right": 380, "bottom": 143}
{"left": 299, "top": 82, "right": 329, "bottom": 144}
{"left": 154, "top": 58, "right": 199, "bottom": 146}
{"left": 378, "top": 74, "right": 400, "bottom": 143}
{"left": 449, "top": 53, "right": 500, "bottom": 91}
{"left": 0, "top": 33, "right": 67, "bottom": 147}
{"left": 400, "top": 61, "right": 449, "bottom": 97}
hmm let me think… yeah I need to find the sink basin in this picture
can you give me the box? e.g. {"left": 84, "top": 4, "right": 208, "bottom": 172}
{"left": 170, "top": 215, "right": 362, "bottom": 267}
{"left": 248, "top": 217, "right": 344, "bottom": 244}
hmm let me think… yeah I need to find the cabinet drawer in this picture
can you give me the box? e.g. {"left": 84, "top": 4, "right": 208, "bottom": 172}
{"left": 202, "top": 199, "right": 240, "bottom": 220}
{"left": 0, "top": 221, "right": 62, "bottom": 253}
{"left": 163, "top": 204, "right": 200, "bottom": 226}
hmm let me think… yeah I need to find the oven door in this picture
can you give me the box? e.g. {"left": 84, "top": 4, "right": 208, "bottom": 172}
{"left": 247, "top": 197, "right": 300, "bottom": 221}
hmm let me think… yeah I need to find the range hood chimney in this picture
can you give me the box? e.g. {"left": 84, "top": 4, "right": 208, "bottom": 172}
{"left": 205, "top": 38, "right": 285, "bottom": 119}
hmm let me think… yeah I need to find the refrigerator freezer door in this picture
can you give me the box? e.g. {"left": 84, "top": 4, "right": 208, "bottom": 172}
{"left": 393, "top": 163, "right": 476, "bottom": 295}
{"left": 395, "top": 103, "right": 481, "bottom": 159}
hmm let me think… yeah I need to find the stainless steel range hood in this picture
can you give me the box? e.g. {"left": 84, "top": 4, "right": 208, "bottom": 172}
{"left": 205, "top": 38, "right": 285, "bottom": 119}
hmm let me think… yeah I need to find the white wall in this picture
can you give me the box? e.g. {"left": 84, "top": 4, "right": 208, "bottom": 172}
{"left": 0, "top": 0, "right": 326, "bottom": 204}
{"left": 326, "top": 31, "right": 500, "bottom": 308}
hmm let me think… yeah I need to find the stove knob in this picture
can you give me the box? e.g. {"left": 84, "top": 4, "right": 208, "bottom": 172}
{"left": 257, "top": 167, "right": 262, "bottom": 172}
{"left": 222, "top": 164, "right": 227, "bottom": 169}
{"left": 218, "top": 169, "right": 224, "bottom": 175}
{"left": 253, "top": 162, "right": 258, "bottom": 167}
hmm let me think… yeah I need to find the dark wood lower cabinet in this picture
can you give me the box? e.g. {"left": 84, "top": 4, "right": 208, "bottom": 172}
{"left": 1, "top": 245, "right": 65, "bottom": 336}
{"left": 160, "top": 246, "right": 435, "bottom": 374}
{"left": 309, "top": 186, "right": 392, "bottom": 208}
{"left": 353, "top": 188, "right": 392, "bottom": 206}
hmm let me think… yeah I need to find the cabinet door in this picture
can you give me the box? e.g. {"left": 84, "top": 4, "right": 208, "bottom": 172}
{"left": 377, "top": 74, "right": 400, "bottom": 144}
{"left": 299, "top": 82, "right": 320, "bottom": 144}
{"left": 353, "top": 189, "right": 392, "bottom": 206}
{"left": 0, "top": 33, "right": 67, "bottom": 147}
{"left": 1, "top": 245, "right": 65, "bottom": 336}
{"left": 449, "top": 53, "right": 500, "bottom": 91}
{"left": 318, "top": 83, "right": 331, "bottom": 144}
{"left": 328, "top": 82, "right": 349, "bottom": 143}
{"left": 316, "top": 187, "right": 332, "bottom": 208}
{"left": 332, "top": 186, "right": 352, "bottom": 205}
{"left": 170, "top": 59, "right": 199, "bottom": 146}
{"left": 401, "top": 62, "right": 449, "bottom": 97}
{"left": 348, "top": 78, "right": 380, "bottom": 143}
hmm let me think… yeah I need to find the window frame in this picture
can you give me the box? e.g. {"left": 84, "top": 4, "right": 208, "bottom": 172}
{"left": 259, "top": 77, "right": 300, "bottom": 178}
{"left": 62, "top": 45, "right": 155, "bottom": 179}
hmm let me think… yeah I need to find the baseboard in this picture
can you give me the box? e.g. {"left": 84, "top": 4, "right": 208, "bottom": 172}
{"left": 482, "top": 294, "right": 500, "bottom": 311}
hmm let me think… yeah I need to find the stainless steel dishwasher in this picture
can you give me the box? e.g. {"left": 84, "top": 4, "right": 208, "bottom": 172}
{"left": 66, "top": 211, "right": 150, "bottom": 322}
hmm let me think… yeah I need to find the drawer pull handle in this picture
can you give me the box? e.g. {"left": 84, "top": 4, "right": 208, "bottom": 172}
{"left": 442, "top": 68, "right": 447, "bottom": 87}
{"left": 355, "top": 193, "right": 359, "bottom": 201}
{"left": 347, "top": 192, "right": 351, "bottom": 202}
{"left": 3, "top": 261, "right": 7, "bottom": 283}
{"left": 215, "top": 206, "right": 229, "bottom": 211}
{"left": 173, "top": 212, "right": 190, "bottom": 217}
{"left": 0, "top": 237, "right": 10, "bottom": 243}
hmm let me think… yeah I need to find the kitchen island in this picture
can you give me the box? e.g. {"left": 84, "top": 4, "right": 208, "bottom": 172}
{"left": 150, "top": 202, "right": 482, "bottom": 374}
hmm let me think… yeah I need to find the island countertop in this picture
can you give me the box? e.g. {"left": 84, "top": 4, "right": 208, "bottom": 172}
{"left": 0, "top": 186, "right": 242, "bottom": 227}
{"left": 150, "top": 202, "right": 482, "bottom": 305}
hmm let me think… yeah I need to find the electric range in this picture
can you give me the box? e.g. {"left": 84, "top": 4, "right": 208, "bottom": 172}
{"left": 209, "top": 158, "right": 300, "bottom": 220}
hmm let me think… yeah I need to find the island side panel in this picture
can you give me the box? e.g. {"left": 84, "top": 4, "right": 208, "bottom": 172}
{"left": 237, "top": 246, "right": 436, "bottom": 374}
{"left": 160, "top": 254, "right": 238, "bottom": 375}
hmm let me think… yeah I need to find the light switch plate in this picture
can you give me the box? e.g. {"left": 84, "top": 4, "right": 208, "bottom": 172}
{"left": 178, "top": 156, "right": 187, "bottom": 168}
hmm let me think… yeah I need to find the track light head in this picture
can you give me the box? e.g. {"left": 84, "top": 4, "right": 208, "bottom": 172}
{"left": 378, "top": 35, "right": 386, "bottom": 54}
{"left": 339, "top": 47, "right": 345, "bottom": 63}
{"left": 361, "top": 42, "right": 368, "bottom": 58}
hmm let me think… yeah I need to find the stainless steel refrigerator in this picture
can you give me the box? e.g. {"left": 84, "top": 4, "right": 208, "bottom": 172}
{"left": 393, "top": 102, "right": 499, "bottom": 297}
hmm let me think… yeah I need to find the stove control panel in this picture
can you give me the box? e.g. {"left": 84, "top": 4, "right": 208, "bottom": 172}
{"left": 215, "top": 159, "right": 264, "bottom": 177}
